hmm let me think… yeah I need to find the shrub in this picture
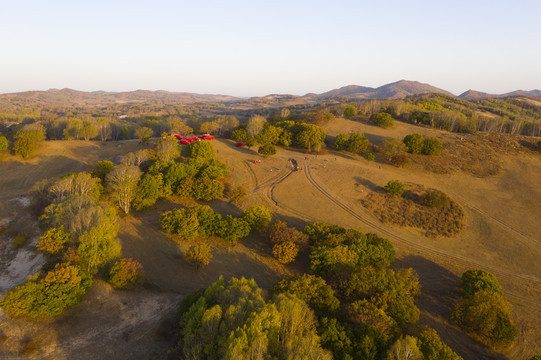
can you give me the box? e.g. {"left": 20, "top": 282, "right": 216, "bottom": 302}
{"left": 421, "top": 190, "right": 449, "bottom": 208}
{"left": 160, "top": 208, "right": 200, "bottom": 239}
{"left": 36, "top": 227, "right": 71, "bottom": 255}
{"left": 385, "top": 180, "right": 404, "bottom": 197}
{"left": 365, "top": 153, "right": 375, "bottom": 161}
{"left": 242, "top": 205, "right": 272, "bottom": 231}
{"left": 12, "top": 232, "right": 28, "bottom": 248}
{"left": 390, "top": 153, "right": 409, "bottom": 167}
{"left": 228, "top": 185, "right": 247, "bottom": 203}
{"left": 185, "top": 243, "right": 213, "bottom": 268}
{"left": 108, "top": 258, "right": 144, "bottom": 289}
{"left": 403, "top": 133, "right": 424, "bottom": 154}
{"left": 132, "top": 173, "right": 166, "bottom": 211}
{"left": 348, "top": 133, "right": 370, "bottom": 154}
{"left": 258, "top": 144, "right": 276, "bottom": 156}
{"left": 422, "top": 138, "right": 442, "bottom": 156}
{"left": 379, "top": 138, "right": 406, "bottom": 160}
{"left": 370, "top": 112, "right": 394, "bottom": 128}
{"left": 272, "top": 240, "right": 299, "bottom": 264}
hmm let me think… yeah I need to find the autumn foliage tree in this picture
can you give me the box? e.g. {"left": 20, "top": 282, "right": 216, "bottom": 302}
{"left": 108, "top": 258, "right": 144, "bottom": 289}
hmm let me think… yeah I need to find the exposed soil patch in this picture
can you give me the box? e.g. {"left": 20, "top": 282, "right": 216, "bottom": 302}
{"left": 361, "top": 183, "right": 464, "bottom": 238}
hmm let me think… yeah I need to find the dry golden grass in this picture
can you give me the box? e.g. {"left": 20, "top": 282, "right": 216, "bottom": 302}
{"left": 0, "top": 125, "right": 540, "bottom": 359}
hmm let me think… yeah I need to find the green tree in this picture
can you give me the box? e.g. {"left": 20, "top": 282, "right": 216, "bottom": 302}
{"left": 132, "top": 173, "right": 166, "bottom": 210}
{"left": 459, "top": 269, "right": 502, "bottom": 299}
{"left": 216, "top": 215, "right": 250, "bottom": 242}
{"left": 135, "top": 126, "right": 154, "bottom": 142}
{"left": 403, "top": 134, "right": 424, "bottom": 154}
{"left": 198, "top": 121, "right": 220, "bottom": 134}
{"left": 91, "top": 160, "right": 115, "bottom": 182}
{"left": 258, "top": 144, "right": 276, "bottom": 156}
{"left": 242, "top": 205, "right": 272, "bottom": 230}
{"left": 387, "top": 336, "right": 423, "bottom": 360}
{"left": 13, "top": 128, "right": 45, "bottom": 158}
{"left": 0, "top": 136, "right": 8, "bottom": 153}
{"left": 416, "top": 327, "right": 463, "bottom": 360}
{"left": 385, "top": 180, "right": 404, "bottom": 196}
{"left": 160, "top": 208, "right": 200, "bottom": 239}
{"left": 232, "top": 128, "right": 249, "bottom": 143}
{"left": 189, "top": 205, "right": 222, "bottom": 236}
{"left": 76, "top": 207, "right": 121, "bottom": 274}
{"left": 348, "top": 133, "right": 370, "bottom": 154}
{"left": 334, "top": 133, "right": 350, "bottom": 150}
{"left": 36, "top": 226, "right": 71, "bottom": 255}
{"left": 246, "top": 115, "right": 267, "bottom": 137}
{"left": 370, "top": 112, "right": 395, "bottom": 128}
{"left": 80, "top": 122, "right": 98, "bottom": 141}
{"left": 272, "top": 274, "right": 340, "bottom": 316}
{"left": 156, "top": 137, "right": 180, "bottom": 162}
{"left": 186, "top": 140, "right": 216, "bottom": 160}
{"left": 185, "top": 243, "right": 213, "bottom": 268}
{"left": 106, "top": 165, "right": 142, "bottom": 214}
{"left": 108, "top": 258, "right": 144, "bottom": 289}
{"left": 296, "top": 124, "right": 326, "bottom": 152}
{"left": 422, "top": 138, "right": 442, "bottom": 155}
{"left": 344, "top": 105, "right": 357, "bottom": 117}
{"left": 272, "top": 240, "right": 299, "bottom": 263}
{"left": 192, "top": 176, "right": 224, "bottom": 201}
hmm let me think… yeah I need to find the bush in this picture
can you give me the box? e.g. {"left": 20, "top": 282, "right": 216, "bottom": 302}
{"left": 348, "top": 133, "right": 370, "bottom": 154}
{"left": 108, "top": 258, "right": 144, "bottom": 289}
{"left": 385, "top": 180, "right": 404, "bottom": 197}
{"left": 12, "top": 233, "right": 28, "bottom": 248}
{"left": 272, "top": 240, "right": 299, "bottom": 264}
{"left": 185, "top": 243, "right": 213, "bottom": 268}
{"left": 379, "top": 138, "right": 406, "bottom": 160}
{"left": 258, "top": 144, "right": 276, "bottom": 156}
{"left": 228, "top": 185, "right": 247, "bottom": 203}
{"left": 370, "top": 112, "right": 394, "bottom": 128}
{"left": 421, "top": 190, "right": 449, "bottom": 208}
{"left": 422, "top": 138, "right": 442, "bottom": 156}
{"left": 365, "top": 153, "right": 375, "bottom": 161}
{"left": 242, "top": 205, "right": 272, "bottom": 230}
{"left": 403, "top": 133, "right": 424, "bottom": 154}
{"left": 390, "top": 153, "right": 409, "bottom": 167}
{"left": 160, "top": 208, "right": 200, "bottom": 239}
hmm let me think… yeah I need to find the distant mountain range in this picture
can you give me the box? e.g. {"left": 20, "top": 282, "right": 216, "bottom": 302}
{"left": 1, "top": 80, "right": 539, "bottom": 106}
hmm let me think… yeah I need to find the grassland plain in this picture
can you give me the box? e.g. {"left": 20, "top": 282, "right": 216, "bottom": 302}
{"left": 0, "top": 120, "right": 540, "bottom": 359}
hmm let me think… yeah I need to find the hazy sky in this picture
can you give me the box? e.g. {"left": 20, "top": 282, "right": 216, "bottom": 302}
{"left": 1, "top": 0, "right": 540, "bottom": 96}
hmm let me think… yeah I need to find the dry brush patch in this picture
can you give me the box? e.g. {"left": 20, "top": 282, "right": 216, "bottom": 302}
{"left": 361, "top": 183, "right": 464, "bottom": 238}
{"left": 409, "top": 133, "right": 540, "bottom": 177}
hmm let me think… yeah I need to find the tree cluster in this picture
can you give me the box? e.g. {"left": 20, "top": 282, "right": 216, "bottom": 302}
{"left": 453, "top": 270, "right": 518, "bottom": 348}
{"left": 334, "top": 132, "right": 371, "bottom": 155}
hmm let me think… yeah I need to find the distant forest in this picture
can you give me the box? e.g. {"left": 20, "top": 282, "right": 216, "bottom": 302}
{"left": 1, "top": 91, "right": 541, "bottom": 144}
